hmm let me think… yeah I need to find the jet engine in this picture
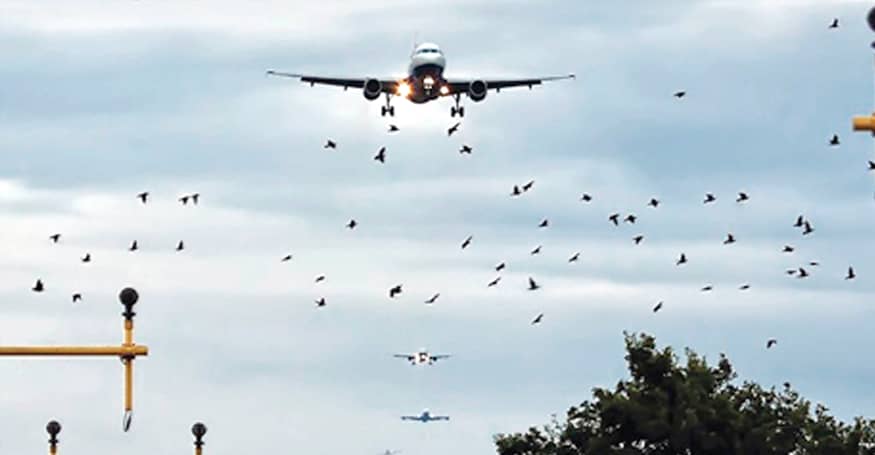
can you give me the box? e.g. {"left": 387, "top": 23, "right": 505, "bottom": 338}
{"left": 363, "top": 78, "right": 382, "bottom": 100}
{"left": 468, "top": 80, "right": 487, "bottom": 102}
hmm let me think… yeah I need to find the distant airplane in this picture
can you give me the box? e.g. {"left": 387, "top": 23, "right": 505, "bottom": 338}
{"left": 267, "top": 42, "right": 574, "bottom": 117}
{"left": 401, "top": 409, "right": 450, "bottom": 423}
{"left": 393, "top": 348, "right": 450, "bottom": 365}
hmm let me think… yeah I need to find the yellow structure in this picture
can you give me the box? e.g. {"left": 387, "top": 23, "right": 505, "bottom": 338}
{"left": 853, "top": 114, "right": 875, "bottom": 133}
{"left": 0, "top": 288, "right": 149, "bottom": 432}
{"left": 40, "top": 420, "right": 206, "bottom": 454}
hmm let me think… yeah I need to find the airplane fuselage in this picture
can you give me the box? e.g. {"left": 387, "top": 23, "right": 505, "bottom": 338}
{"left": 402, "top": 43, "right": 448, "bottom": 104}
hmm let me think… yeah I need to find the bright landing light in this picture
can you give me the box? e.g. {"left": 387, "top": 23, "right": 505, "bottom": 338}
{"left": 439, "top": 85, "right": 449, "bottom": 95}
{"left": 396, "top": 82, "right": 411, "bottom": 97}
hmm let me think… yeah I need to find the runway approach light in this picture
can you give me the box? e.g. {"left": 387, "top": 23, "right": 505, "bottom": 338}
{"left": 47, "top": 420, "right": 61, "bottom": 455}
{"left": 0, "top": 288, "right": 149, "bottom": 432}
{"left": 853, "top": 5, "right": 875, "bottom": 133}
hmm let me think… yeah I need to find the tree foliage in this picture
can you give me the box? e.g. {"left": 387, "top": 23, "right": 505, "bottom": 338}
{"left": 494, "top": 333, "right": 875, "bottom": 455}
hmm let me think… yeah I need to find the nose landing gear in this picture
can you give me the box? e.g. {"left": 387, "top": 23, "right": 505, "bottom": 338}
{"left": 450, "top": 94, "right": 465, "bottom": 117}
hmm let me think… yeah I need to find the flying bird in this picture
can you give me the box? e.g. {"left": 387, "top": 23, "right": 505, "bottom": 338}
{"left": 797, "top": 267, "right": 809, "bottom": 278}
{"left": 511, "top": 185, "right": 522, "bottom": 196}
{"left": 530, "top": 245, "right": 542, "bottom": 255}
{"left": 802, "top": 221, "right": 814, "bottom": 235}
{"left": 829, "top": 18, "right": 839, "bottom": 29}
{"left": 191, "top": 193, "right": 200, "bottom": 205}
{"left": 487, "top": 277, "right": 501, "bottom": 287}
{"left": 447, "top": 122, "right": 461, "bottom": 136}
{"left": 624, "top": 214, "right": 637, "bottom": 224}
{"left": 608, "top": 213, "right": 620, "bottom": 226}
{"left": 701, "top": 285, "right": 713, "bottom": 292}
{"left": 673, "top": 91, "right": 686, "bottom": 98}
{"left": 794, "top": 215, "right": 804, "bottom": 228}
{"left": 522, "top": 180, "right": 535, "bottom": 192}
{"left": 580, "top": 193, "right": 593, "bottom": 202}
{"left": 129, "top": 240, "right": 138, "bottom": 252}
{"left": 346, "top": 219, "right": 358, "bottom": 229}
{"left": 137, "top": 192, "right": 149, "bottom": 204}
{"left": 315, "top": 298, "right": 326, "bottom": 308}
{"left": 281, "top": 254, "right": 292, "bottom": 262}
{"left": 676, "top": 253, "right": 687, "bottom": 266}
{"left": 527, "top": 277, "right": 540, "bottom": 291}
{"left": 495, "top": 262, "right": 506, "bottom": 272}
{"left": 461, "top": 235, "right": 472, "bottom": 249}
{"left": 829, "top": 134, "right": 840, "bottom": 146}
{"left": 782, "top": 245, "right": 794, "bottom": 253}
{"left": 531, "top": 313, "right": 544, "bottom": 325}
{"left": 633, "top": 235, "right": 644, "bottom": 245}
{"left": 81, "top": 253, "right": 91, "bottom": 263}
{"left": 459, "top": 144, "right": 473, "bottom": 154}
{"left": 653, "top": 301, "right": 663, "bottom": 312}
{"left": 425, "top": 293, "right": 440, "bottom": 304}
{"left": 868, "top": 161, "right": 875, "bottom": 171}
{"left": 704, "top": 193, "right": 717, "bottom": 204}
{"left": 315, "top": 275, "right": 326, "bottom": 283}
{"left": 49, "top": 233, "right": 61, "bottom": 243}
{"left": 374, "top": 147, "right": 386, "bottom": 163}
{"left": 32, "top": 279, "right": 44, "bottom": 292}
{"left": 388, "top": 124, "right": 399, "bottom": 133}
{"left": 845, "top": 266, "right": 856, "bottom": 280}
{"left": 568, "top": 252, "right": 580, "bottom": 263}
{"left": 723, "top": 233, "right": 736, "bottom": 245}
{"left": 766, "top": 339, "right": 777, "bottom": 349}
{"left": 72, "top": 293, "right": 82, "bottom": 303}
{"left": 389, "top": 284, "right": 403, "bottom": 298}
{"left": 739, "top": 284, "right": 751, "bottom": 290}
{"left": 324, "top": 139, "right": 337, "bottom": 149}
{"left": 648, "top": 198, "right": 660, "bottom": 208}
{"left": 736, "top": 192, "right": 749, "bottom": 203}
{"left": 179, "top": 195, "right": 190, "bottom": 205}
{"left": 176, "top": 241, "right": 185, "bottom": 251}
{"left": 538, "top": 219, "right": 549, "bottom": 228}
{"left": 809, "top": 261, "right": 820, "bottom": 267}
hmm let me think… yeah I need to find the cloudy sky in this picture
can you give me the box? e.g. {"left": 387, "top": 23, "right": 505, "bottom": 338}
{"left": 1, "top": 0, "right": 875, "bottom": 453}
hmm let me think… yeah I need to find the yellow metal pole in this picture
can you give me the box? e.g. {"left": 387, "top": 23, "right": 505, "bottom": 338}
{"left": 49, "top": 445, "right": 57, "bottom": 455}
{"left": 853, "top": 114, "right": 875, "bottom": 132}
{"left": 0, "top": 346, "right": 148, "bottom": 356}
{"left": 124, "top": 358, "right": 133, "bottom": 412}
{"left": 196, "top": 447, "right": 203, "bottom": 455}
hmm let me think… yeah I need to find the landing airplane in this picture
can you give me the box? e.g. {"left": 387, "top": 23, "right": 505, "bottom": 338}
{"left": 401, "top": 409, "right": 450, "bottom": 423}
{"left": 393, "top": 349, "right": 450, "bottom": 365}
{"left": 266, "top": 42, "right": 574, "bottom": 117}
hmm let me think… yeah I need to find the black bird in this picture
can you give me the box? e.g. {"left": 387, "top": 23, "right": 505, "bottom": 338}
{"left": 648, "top": 198, "right": 660, "bottom": 208}
{"left": 797, "top": 267, "right": 809, "bottom": 278}
{"left": 137, "top": 192, "right": 149, "bottom": 204}
{"left": 495, "top": 262, "right": 506, "bottom": 272}
{"left": 673, "top": 91, "right": 686, "bottom": 98}
{"left": 447, "top": 122, "right": 461, "bottom": 136}
{"left": 459, "top": 144, "right": 473, "bottom": 154}
{"left": 736, "top": 192, "right": 749, "bottom": 203}
{"left": 766, "top": 339, "right": 777, "bottom": 349}
{"left": 845, "top": 266, "right": 856, "bottom": 280}
{"left": 868, "top": 161, "right": 875, "bottom": 171}
{"left": 522, "top": 180, "right": 535, "bottom": 192}
{"left": 802, "top": 221, "right": 814, "bottom": 235}
{"left": 281, "top": 254, "right": 292, "bottom": 262}
{"left": 527, "top": 277, "right": 540, "bottom": 291}
{"left": 783, "top": 245, "right": 794, "bottom": 253}
{"left": 346, "top": 219, "right": 358, "bottom": 229}
{"left": 701, "top": 285, "right": 713, "bottom": 292}
{"left": 624, "top": 214, "right": 637, "bottom": 224}
{"left": 81, "top": 253, "right": 91, "bottom": 263}
{"left": 129, "top": 240, "right": 138, "bottom": 252}
{"left": 633, "top": 235, "right": 644, "bottom": 245}
{"left": 530, "top": 245, "right": 542, "bottom": 255}
{"left": 389, "top": 284, "right": 403, "bottom": 298}
{"left": 531, "top": 313, "right": 544, "bottom": 325}
{"left": 723, "top": 233, "right": 736, "bottom": 245}
{"left": 829, "top": 134, "right": 840, "bottom": 146}
{"left": 315, "top": 275, "right": 326, "bottom": 283}
{"left": 739, "top": 284, "right": 751, "bottom": 290}
{"left": 324, "top": 139, "right": 337, "bottom": 149}
{"left": 191, "top": 193, "right": 200, "bottom": 205}
{"left": 538, "top": 219, "right": 549, "bottom": 228}
{"left": 425, "top": 293, "right": 440, "bottom": 304}
{"left": 179, "top": 195, "right": 190, "bottom": 205}
{"left": 704, "top": 193, "right": 716, "bottom": 204}
{"left": 794, "top": 215, "right": 804, "bottom": 228}
{"left": 676, "top": 253, "right": 687, "bottom": 265}
{"left": 488, "top": 276, "right": 501, "bottom": 287}
{"left": 374, "top": 147, "right": 386, "bottom": 163}
{"left": 32, "top": 279, "right": 44, "bottom": 292}
{"left": 786, "top": 269, "right": 798, "bottom": 276}
{"left": 176, "top": 240, "right": 185, "bottom": 251}
{"left": 72, "top": 293, "right": 82, "bottom": 303}
{"left": 568, "top": 252, "right": 580, "bottom": 263}
{"left": 511, "top": 185, "right": 522, "bottom": 196}
{"left": 580, "top": 193, "right": 593, "bottom": 202}
{"left": 608, "top": 213, "right": 620, "bottom": 226}
{"left": 315, "top": 298, "right": 326, "bottom": 308}
{"left": 49, "top": 233, "right": 61, "bottom": 243}
{"left": 653, "top": 301, "right": 663, "bottom": 312}
{"left": 809, "top": 261, "right": 820, "bottom": 267}
{"left": 829, "top": 18, "right": 839, "bottom": 29}
{"left": 388, "top": 124, "right": 400, "bottom": 133}
{"left": 461, "top": 235, "right": 473, "bottom": 249}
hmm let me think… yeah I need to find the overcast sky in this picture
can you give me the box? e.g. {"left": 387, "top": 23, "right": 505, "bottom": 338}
{"left": 1, "top": 0, "right": 875, "bottom": 454}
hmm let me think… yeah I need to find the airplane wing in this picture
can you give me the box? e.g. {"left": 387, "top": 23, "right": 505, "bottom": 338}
{"left": 266, "top": 71, "right": 401, "bottom": 93}
{"left": 444, "top": 74, "right": 575, "bottom": 96}
{"left": 431, "top": 416, "right": 450, "bottom": 421}
{"left": 394, "top": 354, "right": 415, "bottom": 361}
{"left": 431, "top": 354, "right": 451, "bottom": 361}
{"left": 400, "top": 416, "right": 419, "bottom": 421}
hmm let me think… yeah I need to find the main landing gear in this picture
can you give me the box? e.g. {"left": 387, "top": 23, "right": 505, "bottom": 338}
{"left": 450, "top": 94, "right": 465, "bottom": 118}
{"left": 381, "top": 93, "right": 395, "bottom": 117}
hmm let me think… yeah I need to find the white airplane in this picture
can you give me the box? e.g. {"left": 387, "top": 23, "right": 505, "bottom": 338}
{"left": 401, "top": 409, "right": 450, "bottom": 423}
{"left": 393, "top": 348, "right": 450, "bottom": 365}
{"left": 266, "top": 41, "right": 574, "bottom": 117}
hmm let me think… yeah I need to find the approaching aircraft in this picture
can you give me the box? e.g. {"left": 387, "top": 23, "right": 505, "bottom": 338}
{"left": 266, "top": 42, "right": 574, "bottom": 117}
{"left": 401, "top": 409, "right": 450, "bottom": 423}
{"left": 393, "top": 349, "right": 450, "bottom": 365}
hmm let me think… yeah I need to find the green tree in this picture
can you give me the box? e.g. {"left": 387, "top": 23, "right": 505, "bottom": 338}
{"left": 494, "top": 333, "right": 875, "bottom": 455}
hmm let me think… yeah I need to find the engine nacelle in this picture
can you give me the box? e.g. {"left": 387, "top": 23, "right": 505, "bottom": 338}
{"left": 468, "top": 80, "right": 487, "bottom": 102}
{"left": 363, "top": 78, "right": 382, "bottom": 100}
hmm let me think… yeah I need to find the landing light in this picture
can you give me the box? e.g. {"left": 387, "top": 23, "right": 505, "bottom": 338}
{"left": 396, "top": 82, "right": 411, "bottom": 97}
{"left": 424, "top": 76, "right": 435, "bottom": 85}
{"left": 439, "top": 86, "right": 449, "bottom": 95}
